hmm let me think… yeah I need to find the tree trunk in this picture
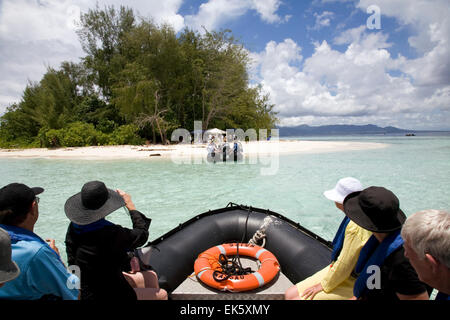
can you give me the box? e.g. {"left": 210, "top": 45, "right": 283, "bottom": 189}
{"left": 155, "top": 118, "right": 165, "bottom": 145}
{"left": 152, "top": 125, "right": 156, "bottom": 144}
{"left": 202, "top": 90, "right": 206, "bottom": 130}
{"left": 153, "top": 90, "right": 165, "bottom": 144}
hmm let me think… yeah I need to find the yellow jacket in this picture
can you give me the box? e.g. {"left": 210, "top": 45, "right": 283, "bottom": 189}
{"left": 320, "top": 220, "right": 372, "bottom": 293}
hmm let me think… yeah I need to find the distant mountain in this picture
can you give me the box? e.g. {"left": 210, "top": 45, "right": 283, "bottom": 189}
{"left": 278, "top": 124, "right": 413, "bottom": 136}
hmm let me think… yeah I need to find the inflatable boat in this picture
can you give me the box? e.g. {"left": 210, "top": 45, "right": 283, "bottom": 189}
{"left": 135, "top": 203, "right": 332, "bottom": 299}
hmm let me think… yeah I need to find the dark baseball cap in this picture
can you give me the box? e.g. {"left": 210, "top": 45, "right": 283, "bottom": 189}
{"left": 0, "top": 183, "right": 44, "bottom": 216}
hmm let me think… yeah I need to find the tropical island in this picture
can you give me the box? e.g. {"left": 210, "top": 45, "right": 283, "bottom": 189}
{"left": 0, "top": 5, "right": 277, "bottom": 149}
{"left": 0, "top": 5, "right": 395, "bottom": 160}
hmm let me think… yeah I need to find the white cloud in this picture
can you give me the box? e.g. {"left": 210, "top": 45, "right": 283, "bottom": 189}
{"left": 0, "top": 0, "right": 286, "bottom": 113}
{"left": 333, "top": 25, "right": 366, "bottom": 45}
{"left": 185, "top": 0, "right": 285, "bottom": 31}
{"left": 356, "top": 0, "right": 450, "bottom": 88}
{"left": 311, "top": 11, "right": 334, "bottom": 30}
{"left": 0, "top": 0, "right": 81, "bottom": 43}
{"left": 1, "top": 0, "right": 448, "bottom": 130}
{"left": 357, "top": 0, "right": 448, "bottom": 49}
{"left": 250, "top": 22, "right": 449, "bottom": 130}
{"left": 250, "top": 0, "right": 284, "bottom": 23}
{"left": 184, "top": 0, "right": 247, "bottom": 31}
{"left": 0, "top": 0, "right": 85, "bottom": 111}
{"left": 0, "top": 0, "right": 185, "bottom": 113}
{"left": 320, "top": 0, "right": 354, "bottom": 2}
{"left": 247, "top": 0, "right": 450, "bottom": 130}
{"left": 100, "top": 0, "right": 185, "bottom": 31}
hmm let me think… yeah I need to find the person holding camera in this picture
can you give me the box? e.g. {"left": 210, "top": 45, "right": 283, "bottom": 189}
{"left": 64, "top": 181, "right": 167, "bottom": 300}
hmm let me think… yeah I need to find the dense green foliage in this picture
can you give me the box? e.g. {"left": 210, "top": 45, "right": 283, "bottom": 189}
{"left": 0, "top": 5, "right": 277, "bottom": 148}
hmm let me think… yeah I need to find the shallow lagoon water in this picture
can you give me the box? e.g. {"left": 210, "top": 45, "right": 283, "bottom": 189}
{"left": 1, "top": 134, "right": 449, "bottom": 263}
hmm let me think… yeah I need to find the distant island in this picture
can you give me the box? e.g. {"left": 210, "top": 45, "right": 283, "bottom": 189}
{"left": 278, "top": 124, "right": 414, "bottom": 136}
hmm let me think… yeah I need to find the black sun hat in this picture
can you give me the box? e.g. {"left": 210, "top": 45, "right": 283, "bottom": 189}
{"left": 343, "top": 186, "right": 406, "bottom": 233}
{"left": 64, "top": 181, "right": 125, "bottom": 225}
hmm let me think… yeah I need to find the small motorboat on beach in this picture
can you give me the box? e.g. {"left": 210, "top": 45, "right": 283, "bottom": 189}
{"left": 135, "top": 203, "right": 332, "bottom": 299}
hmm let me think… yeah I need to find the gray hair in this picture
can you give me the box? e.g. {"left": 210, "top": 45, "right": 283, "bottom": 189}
{"left": 401, "top": 210, "right": 450, "bottom": 268}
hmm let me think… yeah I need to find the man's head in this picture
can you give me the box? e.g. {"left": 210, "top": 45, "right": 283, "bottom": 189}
{"left": 401, "top": 209, "right": 450, "bottom": 293}
{"left": 0, "top": 183, "right": 44, "bottom": 227}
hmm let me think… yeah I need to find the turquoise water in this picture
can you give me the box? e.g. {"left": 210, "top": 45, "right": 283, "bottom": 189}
{"left": 1, "top": 134, "right": 449, "bottom": 263}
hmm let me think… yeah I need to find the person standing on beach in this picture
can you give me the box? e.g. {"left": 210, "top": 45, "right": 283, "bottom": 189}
{"left": 221, "top": 136, "right": 230, "bottom": 162}
{"left": 207, "top": 137, "right": 218, "bottom": 163}
{"left": 232, "top": 137, "right": 243, "bottom": 162}
{"left": 64, "top": 181, "right": 167, "bottom": 300}
{"left": 401, "top": 209, "right": 450, "bottom": 300}
{"left": 285, "top": 177, "right": 372, "bottom": 300}
{"left": 344, "top": 187, "right": 430, "bottom": 300}
{"left": 0, "top": 183, "right": 79, "bottom": 300}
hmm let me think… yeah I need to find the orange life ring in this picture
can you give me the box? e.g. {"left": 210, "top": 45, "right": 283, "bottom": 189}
{"left": 194, "top": 243, "right": 280, "bottom": 292}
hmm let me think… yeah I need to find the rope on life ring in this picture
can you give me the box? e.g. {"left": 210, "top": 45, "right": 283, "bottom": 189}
{"left": 194, "top": 243, "right": 280, "bottom": 292}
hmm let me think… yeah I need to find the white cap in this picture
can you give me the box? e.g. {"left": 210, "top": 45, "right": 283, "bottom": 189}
{"left": 323, "top": 177, "right": 363, "bottom": 204}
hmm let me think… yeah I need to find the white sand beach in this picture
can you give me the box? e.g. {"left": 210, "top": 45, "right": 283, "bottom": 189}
{"left": 0, "top": 140, "right": 388, "bottom": 160}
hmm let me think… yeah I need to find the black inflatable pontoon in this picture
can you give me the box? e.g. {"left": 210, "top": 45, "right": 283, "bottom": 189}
{"left": 136, "top": 203, "right": 332, "bottom": 294}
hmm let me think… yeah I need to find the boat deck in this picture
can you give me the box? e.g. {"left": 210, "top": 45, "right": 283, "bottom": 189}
{"left": 170, "top": 257, "right": 293, "bottom": 300}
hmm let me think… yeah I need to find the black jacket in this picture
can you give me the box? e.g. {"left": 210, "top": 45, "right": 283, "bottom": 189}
{"left": 65, "top": 210, "right": 151, "bottom": 300}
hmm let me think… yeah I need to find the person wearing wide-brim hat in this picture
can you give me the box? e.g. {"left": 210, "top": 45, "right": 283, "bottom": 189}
{"left": 344, "top": 186, "right": 430, "bottom": 300}
{"left": 0, "top": 227, "right": 20, "bottom": 287}
{"left": 286, "top": 177, "right": 372, "bottom": 300}
{"left": 64, "top": 181, "right": 167, "bottom": 301}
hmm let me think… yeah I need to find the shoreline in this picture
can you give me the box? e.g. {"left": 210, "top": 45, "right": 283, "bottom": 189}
{"left": 0, "top": 140, "right": 389, "bottom": 160}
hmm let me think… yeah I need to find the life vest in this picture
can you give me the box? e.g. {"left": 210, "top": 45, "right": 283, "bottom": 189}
{"left": 353, "top": 231, "right": 404, "bottom": 298}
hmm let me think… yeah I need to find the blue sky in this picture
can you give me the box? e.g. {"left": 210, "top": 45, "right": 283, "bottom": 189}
{"left": 0, "top": 0, "right": 449, "bottom": 130}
